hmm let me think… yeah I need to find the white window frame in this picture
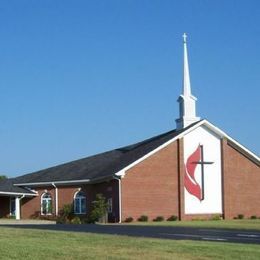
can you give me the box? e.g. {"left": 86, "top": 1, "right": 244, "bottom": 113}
{"left": 41, "top": 193, "right": 52, "bottom": 215}
{"left": 74, "top": 191, "right": 86, "bottom": 214}
{"left": 107, "top": 198, "right": 112, "bottom": 213}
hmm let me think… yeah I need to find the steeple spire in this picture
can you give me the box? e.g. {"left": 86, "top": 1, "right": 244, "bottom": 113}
{"left": 183, "top": 33, "right": 191, "bottom": 97}
{"left": 176, "top": 33, "right": 200, "bottom": 129}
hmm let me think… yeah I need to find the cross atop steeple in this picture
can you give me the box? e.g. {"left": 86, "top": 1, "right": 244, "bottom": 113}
{"left": 183, "top": 33, "right": 187, "bottom": 43}
{"left": 176, "top": 33, "right": 200, "bottom": 129}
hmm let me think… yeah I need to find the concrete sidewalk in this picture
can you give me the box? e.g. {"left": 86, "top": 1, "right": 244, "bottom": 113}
{"left": 0, "top": 219, "right": 56, "bottom": 225}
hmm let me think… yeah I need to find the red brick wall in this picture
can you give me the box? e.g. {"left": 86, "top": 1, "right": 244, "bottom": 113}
{"left": 222, "top": 139, "right": 260, "bottom": 219}
{"left": 20, "top": 181, "right": 119, "bottom": 221}
{"left": 21, "top": 187, "right": 56, "bottom": 218}
{"left": 121, "top": 140, "right": 180, "bottom": 221}
{"left": 91, "top": 180, "right": 119, "bottom": 222}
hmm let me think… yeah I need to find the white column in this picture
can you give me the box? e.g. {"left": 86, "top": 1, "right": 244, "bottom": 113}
{"left": 55, "top": 187, "right": 58, "bottom": 216}
{"left": 15, "top": 197, "right": 20, "bottom": 220}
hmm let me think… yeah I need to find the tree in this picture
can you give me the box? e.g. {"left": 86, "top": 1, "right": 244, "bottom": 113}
{"left": 89, "top": 193, "right": 108, "bottom": 223}
{"left": 0, "top": 175, "right": 7, "bottom": 180}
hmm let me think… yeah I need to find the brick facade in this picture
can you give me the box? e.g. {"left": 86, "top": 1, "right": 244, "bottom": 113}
{"left": 18, "top": 180, "right": 119, "bottom": 221}
{"left": 222, "top": 139, "right": 260, "bottom": 219}
{"left": 1, "top": 134, "right": 259, "bottom": 222}
{"left": 121, "top": 140, "right": 181, "bottom": 221}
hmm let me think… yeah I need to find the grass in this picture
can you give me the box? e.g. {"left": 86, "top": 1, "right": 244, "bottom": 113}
{"left": 0, "top": 226, "right": 260, "bottom": 259}
{"left": 123, "top": 219, "right": 260, "bottom": 231}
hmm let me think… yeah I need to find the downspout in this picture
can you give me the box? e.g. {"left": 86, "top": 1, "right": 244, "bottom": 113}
{"left": 52, "top": 183, "right": 58, "bottom": 216}
{"left": 113, "top": 177, "right": 122, "bottom": 223}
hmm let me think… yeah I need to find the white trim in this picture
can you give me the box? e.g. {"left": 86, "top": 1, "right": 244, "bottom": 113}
{"left": 115, "top": 119, "right": 259, "bottom": 177}
{"left": 0, "top": 191, "right": 37, "bottom": 196}
{"left": 115, "top": 120, "right": 206, "bottom": 176}
{"left": 41, "top": 192, "right": 53, "bottom": 216}
{"left": 202, "top": 121, "right": 260, "bottom": 162}
{"left": 14, "top": 179, "right": 90, "bottom": 187}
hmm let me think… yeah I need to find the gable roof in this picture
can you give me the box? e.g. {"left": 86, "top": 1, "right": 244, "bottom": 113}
{"left": 13, "top": 119, "right": 259, "bottom": 186}
{"left": 13, "top": 121, "right": 201, "bottom": 186}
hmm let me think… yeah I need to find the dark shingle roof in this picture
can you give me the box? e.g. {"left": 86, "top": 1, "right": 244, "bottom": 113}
{"left": 13, "top": 122, "right": 200, "bottom": 185}
{"left": 0, "top": 178, "right": 36, "bottom": 194}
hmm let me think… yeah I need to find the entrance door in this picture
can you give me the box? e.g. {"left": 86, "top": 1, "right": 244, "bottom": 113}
{"left": 10, "top": 197, "right": 16, "bottom": 217}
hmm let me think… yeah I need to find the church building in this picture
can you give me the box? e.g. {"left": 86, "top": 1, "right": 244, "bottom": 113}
{"left": 0, "top": 34, "right": 259, "bottom": 222}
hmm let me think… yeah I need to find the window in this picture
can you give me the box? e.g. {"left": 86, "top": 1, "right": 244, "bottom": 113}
{"left": 41, "top": 193, "right": 52, "bottom": 215}
{"left": 74, "top": 191, "right": 86, "bottom": 214}
{"left": 10, "top": 198, "right": 16, "bottom": 216}
{"left": 107, "top": 198, "right": 112, "bottom": 213}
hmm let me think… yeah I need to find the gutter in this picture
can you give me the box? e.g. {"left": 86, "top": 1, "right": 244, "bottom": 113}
{"left": 14, "top": 179, "right": 91, "bottom": 187}
{"left": 0, "top": 191, "right": 37, "bottom": 196}
{"left": 14, "top": 175, "right": 116, "bottom": 187}
{"left": 52, "top": 183, "right": 59, "bottom": 216}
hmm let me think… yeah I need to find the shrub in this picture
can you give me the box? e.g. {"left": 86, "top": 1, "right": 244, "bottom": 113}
{"left": 153, "top": 216, "right": 164, "bottom": 222}
{"left": 191, "top": 218, "right": 205, "bottom": 221}
{"left": 167, "top": 215, "right": 178, "bottom": 221}
{"left": 124, "top": 217, "right": 134, "bottom": 223}
{"left": 210, "top": 214, "right": 222, "bottom": 221}
{"left": 138, "top": 215, "right": 148, "bottom": 222}
{"left": 56, "top": 216, "right": 66, "bottom": 224}
{"left": 71, "top": 217, "right": 82, "bottom": 224}
{"left": 60, "top": 204, "right": 73, "bottom": 218}
{"left": 89, "top": 193, "right": 108, "bottom": 223}
{"left": 237, "top": 214, "right": 244, "bottom": 219}
{"left": 250, "top": 215, "right": 257, "bottom": 219}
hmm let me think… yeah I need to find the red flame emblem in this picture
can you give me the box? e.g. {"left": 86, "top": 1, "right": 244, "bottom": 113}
{"left": 184, "top": 145, "right": 202, "bottom": 201}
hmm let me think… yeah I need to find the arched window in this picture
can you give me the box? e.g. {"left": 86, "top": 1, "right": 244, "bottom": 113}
{"left": 41, "top": 193, "right": 52, "bottom": 215}
{"left": 74, "top": 191, "right": 86, "bottom": 214}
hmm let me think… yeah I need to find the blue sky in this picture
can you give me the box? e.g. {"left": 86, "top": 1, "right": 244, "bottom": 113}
{"left": 0, "top": 1, "right": 259, "bottom": 177}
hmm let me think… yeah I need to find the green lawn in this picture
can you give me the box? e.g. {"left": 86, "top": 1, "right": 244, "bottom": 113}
{"left": 124, "top": 219, "right": 260, "bottom": 230}
{"left": 0, "top": 227, "right": 260, "bottom": 259}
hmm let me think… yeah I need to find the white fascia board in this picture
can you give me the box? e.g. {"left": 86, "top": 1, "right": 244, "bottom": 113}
{"left": 115, "top": 120, "right": 206, "bottom": 177}
{"left": 0, "top": 191, "right": 37, "bottom": 196}
{"left": 14, "top": 179, "right": 90, "bottom": 187}
{"left": 115, "top": 119, "right": 259, "bottom": 177}
{"left": 203, "top": 120, "right": 260, "bottom": 163}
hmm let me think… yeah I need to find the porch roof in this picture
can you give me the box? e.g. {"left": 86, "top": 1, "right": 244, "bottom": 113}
{"left": 0, "top": 179, "right": 37, "bottom": 196}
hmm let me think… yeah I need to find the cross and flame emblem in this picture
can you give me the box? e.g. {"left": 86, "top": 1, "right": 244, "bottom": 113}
{"left": 184, "top": 145, "right": 214, "bottom": 201}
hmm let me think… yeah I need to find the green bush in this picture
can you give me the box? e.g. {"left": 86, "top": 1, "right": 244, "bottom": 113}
{"left": 191, "top": 218, "right": 205, "bottom": 221}
{"left": 237, "top": 214, "right": 244, "bottom": 219}
{"left": 167, "top": 215, "right": 178, "bottom": 221}
{"left": 71, "top": 217, "right": 82, "bottom": 224}
{"left": 56, "top": 204, "right": 73, "bottom": 224}
{"left": 56, "top": 216, "right": 66, "bottom": 224}
{"left": 124, "top": 217, "right": 134, "bottom": 223}
{"left": 250, "top": 215, "right": 257, "bottom": 219}
{"left": 210, "top": 214, "right": 222, "bottom": 221}
{"left": 138, "top": 215, "right": 148, "bottom": 222}
{"left": 89, "top": 193, "right": 108, "bottom": 223}
{"left": 153, "top": 216, "right": 164, "bottom": 222}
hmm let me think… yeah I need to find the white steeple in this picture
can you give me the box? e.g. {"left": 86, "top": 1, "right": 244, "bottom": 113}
{"left": 176, "top": 33, "right": 200, "bottom": 129}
